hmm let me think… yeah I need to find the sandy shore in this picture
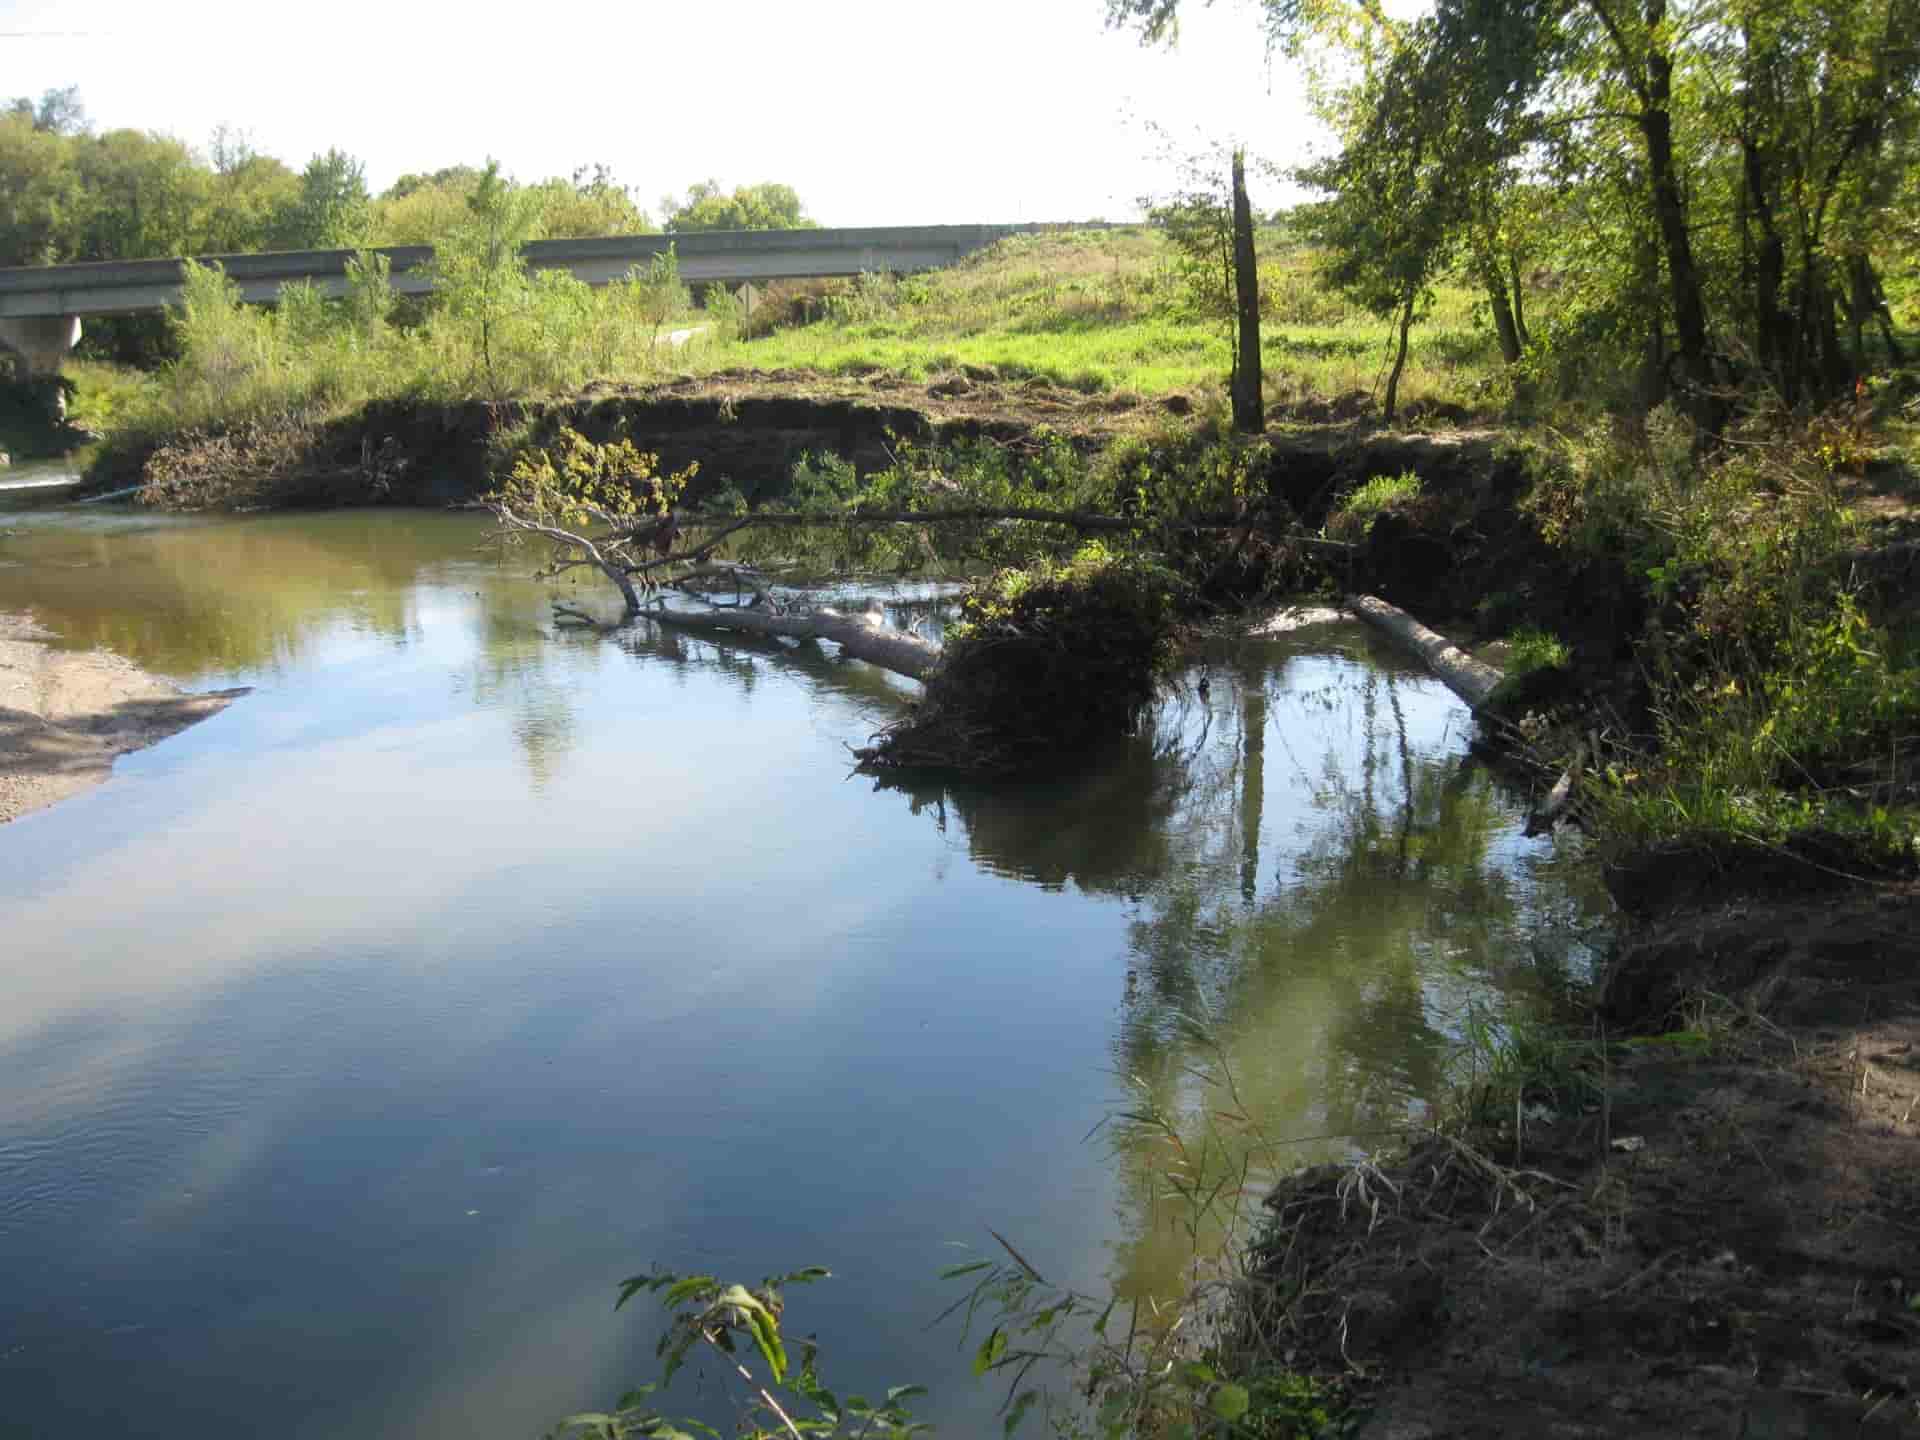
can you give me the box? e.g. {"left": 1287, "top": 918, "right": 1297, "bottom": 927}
{"left": 0, "top": 612, "right": 246, "bottom": 823}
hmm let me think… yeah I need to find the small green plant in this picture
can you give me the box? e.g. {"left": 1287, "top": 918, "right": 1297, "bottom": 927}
{"left": 485, "top": 425, "right": 698, "bottom": 613}
{"left": 552, "top": 1267, "right": 930, "bottom": 1439}
{"left": 1325, "top": 470, "right": 1422, "bottom": 542}
{"left": 1446, "top": 1006, "right": 1604, "bottom": 1154}
{"left": 1503, "top": 625, "right": 1570, "bottom": 678}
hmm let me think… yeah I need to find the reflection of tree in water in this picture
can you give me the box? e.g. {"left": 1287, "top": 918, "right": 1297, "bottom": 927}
{"left": 1102, "top": 655, "right": 1602, "bottom": 1304}
{"left": 864, "top": 635, "right": 1601, "bottom": 1308}
{"left": 0, "top": 511, "right": 507, "bottom": 679}
{"left": 477, "top": 593, "right": 950, "bottom": 796}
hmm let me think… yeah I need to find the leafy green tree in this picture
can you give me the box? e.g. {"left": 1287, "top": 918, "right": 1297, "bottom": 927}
{"left": 382, "top": 164, "right": 485, "bottom": 202}
{"left": 1112, "top": 0, "right": 1920, "bottom": 423}
{"left": 68, "top": 128, "right": 213, "bottom": 261}
{"left": 662, "top": 179, "right": 815, "bottom": 232}
{"left": 5, "top": 85, "right": 87, "bottom": 136}
{"left": 427, "top": 159, "right": 546, "bottom": 394}
{"left": 0, "top": 110, "right": 82, "bottom": 264}
{"left": 202, "top": 129, "right": 299, "bottom": 253}
{"left": 272, "top": 148, "right": 371, "bottom": 250}
{"left": 530, "top": 164, "right": 651, "bottom": 237}
{"left": 1292, "top": 19, "right": 1465, "bottom": 421}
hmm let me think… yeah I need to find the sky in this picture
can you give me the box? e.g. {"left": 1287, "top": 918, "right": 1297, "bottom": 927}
{"left": 0, "top": 0, "right": 1324, "bottom": 223}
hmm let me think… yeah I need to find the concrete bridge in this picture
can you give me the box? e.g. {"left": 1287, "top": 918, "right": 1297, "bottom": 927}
{"left": 0, "top": 224, "right": 1044, "bottom": 375}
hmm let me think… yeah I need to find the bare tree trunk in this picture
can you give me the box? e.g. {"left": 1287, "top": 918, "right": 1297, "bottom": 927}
{"left": 1346, "top": 593, "right": 1503, "bottom": 710}
{"left": 1383, "top": 286, "right": 1416, "bottom": 423}
{"left": 1230, "top": 149, "right": 1264, "bottom": 435}
{"left": 1485, "top": 268, "right": 1523, "bottom": 365}
{"left": 1635, "top": 0, "right": 1723, "bottom": 434}
{"left": 1509, "top": 252, "right": 1530, "bottom": 350}
{"left": 649, "top": 604, "right": 942, "bottom": 681}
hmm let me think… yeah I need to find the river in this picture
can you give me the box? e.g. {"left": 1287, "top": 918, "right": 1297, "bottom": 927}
{"left": 0, "top": 485, "right": 1605, "bottom": 1438}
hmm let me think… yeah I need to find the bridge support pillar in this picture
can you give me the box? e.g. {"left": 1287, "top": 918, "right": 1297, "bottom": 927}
{"left": 0, "top": 314, "right": 83, "bottom": 378}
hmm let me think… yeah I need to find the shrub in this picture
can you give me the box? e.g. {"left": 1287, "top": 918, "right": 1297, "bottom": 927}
{"left": 1325, "top": 469, "right": 1422, "bottom": 541}
{"left": 1505, "top": 625, "right": 1571, "bottom": 678}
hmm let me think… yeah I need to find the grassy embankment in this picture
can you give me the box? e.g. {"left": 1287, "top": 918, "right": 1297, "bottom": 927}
{"left": 713, "top": 226, "right": 1490, "bottom": 408}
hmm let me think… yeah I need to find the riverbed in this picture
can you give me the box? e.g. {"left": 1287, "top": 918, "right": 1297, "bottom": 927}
{"left": 0, "top": 494, "right": 1604, "bottom": 1437}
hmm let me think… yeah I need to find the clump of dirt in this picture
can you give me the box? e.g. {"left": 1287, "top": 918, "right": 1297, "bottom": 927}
{"left": 859, "top": 551, "right": 1180, "bottom": 774}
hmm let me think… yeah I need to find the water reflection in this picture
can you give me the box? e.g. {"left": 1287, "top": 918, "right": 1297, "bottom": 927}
{"left": 872, "top": 634, "right": 1606, "bottom": 1308}
{"left": 0, "top": 507, "right": 1606, "bottom": 1440}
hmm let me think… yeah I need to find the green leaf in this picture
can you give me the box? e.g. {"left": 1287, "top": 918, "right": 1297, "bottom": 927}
{"left": 664, "top": 1276, "right": 715, "bottom": 1306}
{"left": 746, "top": 1308, "right": 787, "bottom": 1383}
{"left": 1180, "top": 1361, "right": 1218, "bottom": 1387}
{"left": 939, "top": 1260, "right": 993, "bottom": 1280}
{"left": 972, "top": 1328, "right": 1008, "bottom": 1376}
{"left": 886, "top": 1385, "right": 928, "bottom": 1404}
{"left": 718, "top": 1283, "right": 770, "bottom": 1317}
{"left": 1004, "top": 1389, "right": 1040, "bottom": 1437}
{"left": 1210, "top": 1384, "right": 1250, "bottom": 1422}
{"left": 780, "top": 1266, "right": 832, "bottom": 1285}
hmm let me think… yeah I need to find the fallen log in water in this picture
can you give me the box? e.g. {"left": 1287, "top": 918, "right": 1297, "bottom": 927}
{"left": 1347, "top": 592, "right": 1585, "bottom": 835}
{"left": 647, "top": 601, "right": 941, "bottom": 681}
{"left": 1344, "top": 592, "right": 1503, "bottom": 710}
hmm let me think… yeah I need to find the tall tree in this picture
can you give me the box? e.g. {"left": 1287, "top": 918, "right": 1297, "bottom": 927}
{"left": 661, "top": 180, "right": 815, "bottom": 233}
{"left": 1229, "top": 149, "right": 1265, "bottom": 433}
{"left": 273, "top": 148, "right": 371, "bottom": 250}
{"left": 1112, "top": 0, "right": 1920, "bottom": 422}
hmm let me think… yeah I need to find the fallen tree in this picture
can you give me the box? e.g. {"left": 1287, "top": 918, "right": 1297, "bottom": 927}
{"left": 487, "top": 431, "right": 1192, "bottom": 768}
{"left": 643, "top": 565, "right": 942, "bottom": 680}
{"left": 1344, "top": 592, "right": 1502, "bottom": 709}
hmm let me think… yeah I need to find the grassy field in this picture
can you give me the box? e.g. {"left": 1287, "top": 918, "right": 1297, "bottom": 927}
{"left": 700, "top": 226, "right": 1499, "bottom": 408}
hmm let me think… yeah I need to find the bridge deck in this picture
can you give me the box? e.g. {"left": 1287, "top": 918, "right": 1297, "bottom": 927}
{"left": 0, "top": 224, "right": 1048, "bottom": 319}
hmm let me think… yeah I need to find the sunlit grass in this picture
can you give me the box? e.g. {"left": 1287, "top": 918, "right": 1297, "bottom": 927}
{"left": 696, "top": 226, "right": 1502, "bottom": 408}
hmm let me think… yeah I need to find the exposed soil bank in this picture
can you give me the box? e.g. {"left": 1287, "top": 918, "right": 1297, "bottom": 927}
{"left": 0, "top": 613, "right": 244, "bottom": 823}
{"left": 1247, "top": 877, "right": 1920, "bottom": 1439}
{"left": 86, "top": 370, "right": 1173, "bottom": 510}
{"left": 1296, "top": 591, "right": 1920, "bottom": 1437}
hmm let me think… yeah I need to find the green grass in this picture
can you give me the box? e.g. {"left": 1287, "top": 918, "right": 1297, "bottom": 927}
{"left": 1324, "top": 468, "right": 1424, "bottom": 541}
{"left": 1504, "top": 625, "right": 1571, "bottom": 677}
{"left": 701, "top": 227, "right": 1500, "bottom": 406}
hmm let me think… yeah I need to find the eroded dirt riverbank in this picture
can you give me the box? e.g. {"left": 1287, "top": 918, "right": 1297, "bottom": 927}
{"left": 1253, "top": 881, "right": 1920, "bottom": 1440}
{"left": 0, "top": 612, "right": 243, "bottom": 822}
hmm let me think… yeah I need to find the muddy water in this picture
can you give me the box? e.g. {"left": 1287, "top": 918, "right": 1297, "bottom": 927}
{"left": 0, "top": 500, "right": 1606, "bottom": 1438}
